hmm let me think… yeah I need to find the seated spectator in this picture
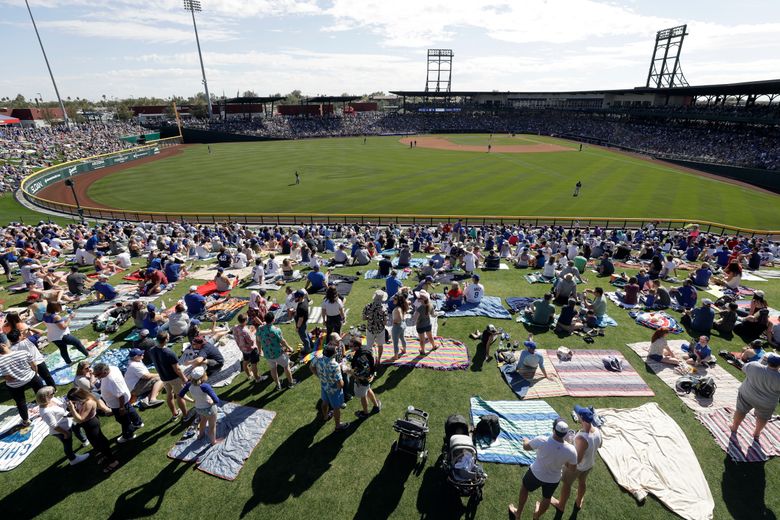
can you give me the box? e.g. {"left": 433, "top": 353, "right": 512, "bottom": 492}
{"left": 713, "top": 302, "right": 739, "bottom": 336}
{"left": 184, "top": 285, "right": 206, "bottom": 317}
{"left": 444, "top": 282, "right": 464, "bottom": 310}
{"left": 682, "top": 298, "right": 715, "bottom": 336}
{"left": 305, "top": 264, "right": 328, "bottom": 293}
{"left": 670, "top": 279, "right": 698, "bottom": 309}
{"left": 464, "top": 274, "right": 484, "bottom": 304}
{"left": 514, "top": 337, "right": 553, "bottom": 379}
{"left": 581, "top": 287, "right": 607, "bottom": 318}
{"left": 555, "top": 299, "right": 583, "bottom": 334}
{"left": 93, "top": 274, "right": 118, "bottom": 301}
{"left": 690, "top": 263, "right": 713, "bottom": 287}
{"left": 683, "top": 336, "right": 713, "bottom": 366}
{"left": 527, "top": 293, "right": 555, "bottom": 326}
{"left": 596, "top": 253, "right": 614, "bottom": 277}
{"left": 124, "top": 348, "right": 164, "bottom": 407}
{"left": 647, "top": 328, "right": 680, "bottom": 365}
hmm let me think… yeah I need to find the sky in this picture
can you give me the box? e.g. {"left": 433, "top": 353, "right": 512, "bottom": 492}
{"left": 1, "top": 0, "right": 779, "bottom": 101}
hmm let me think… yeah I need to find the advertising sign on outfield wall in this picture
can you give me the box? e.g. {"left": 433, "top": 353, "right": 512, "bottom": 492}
{"left": 25, "top": 146, "right": 159, "bottom": 195}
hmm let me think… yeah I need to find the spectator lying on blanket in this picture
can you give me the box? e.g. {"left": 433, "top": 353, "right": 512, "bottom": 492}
{"left": 140, "top": 267, "right": 167, "bottom": 296}
{"left": 525, "top": 293, "right": 556, "bottom": 326}
{"left": 508, "top": 418, "right": 576, "bottom": 520}
{"left": 648, "top": 329, "right": 680, "bottom": 365}
{"left": 413, "top": 275, "right": 436, "bottom": 294}
{"left": 683, "top": 336, "right": 713, "bottom": 366}
{"left": 738, "top": 339, "right": 767, "bottom": 364}
{"left": 94, "top": 252, "right": 122, "bottom": 276}
{"left": 689, "top": 263, "right": 713, "bottom": 287}
{"left": 93, "top": 274, "right": 118, "bottom": 301}
{"left": 580, "top": 288, "right": 607, "bottom": 318}
{"left": 731, "top": 353, "right": 780, "bottom": 441}
{"left": 188, "top": 319, "right": 229, "bottom": 345}
{"left": 670, "top": 279, "right": 697, "bottom": 309}
{"left": 555, "top": 299, "right": 584, "bottom": 335}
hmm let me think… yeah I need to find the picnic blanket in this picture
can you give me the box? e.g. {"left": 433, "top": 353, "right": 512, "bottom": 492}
{"left": 505, "top": 297, "right": 538, "bottom": 313}
{"left": 607, "top": 291, "right": 642, "bottom": 309}
{"left": 703, "top": 285, "right": 755, "bottom": 299}
{"left": 740, "top": 271, "right": 767, "bottom": 282}
{"left": 524, "top": 273, "right": 554, "bottom": 284}
{"left": 179, "top": 339, "right": 242, "bottom": 388}
{"left": 68, "top": 300, "right": 123, "bottom": 331}
{"left": 201, "top": 297, "right": 248, "bottom": 322}
{"left": 546, "top": 349, "right": 654, "bottom": 397}
{"left": 627, "top": 341, "right": 741, "bottom": 413}
{"left": 754, "top": 269, "right": 780, "bottom": 279}
{"left": 696, "top": 407, "right": 780, "bottom": 463}
{"left": 469, "top": 397, "right": 559, "bottom": 465}
{"left": 433, "top": 296, "right": 511, "bottom": 319}
{"left": 392, "top": 258, "right": 425, "bottom": 268}
{"left": 598, "top": 403, "right": 714, "bottom": 520}
{"left": 633, "top": 311, "right": 684, "bottom": 334}
{"left": 0, "top": 416, "right": 48, "bottom": 472}
{"left": 516, "top": 313, "right": 556, "bottom": 328}
{"left": 189, "top": 265, "right": 254, "bottom": 281}
{"left": 0, "top": 403, "right": 39, "bottom": 436}
{"left": 168, "top": 402, "right": 276, "bottom": 481}
{"left": 93, "top": 347, "right": 131, "bottom": 374}
{"left": 196, "top": 279, "right": 237, "bottom": 297}
{"left": 122, "top": 270, "right": 145, "bottom": 281}
{"left": 46, "top": 341, "right": 113, "bottom": 385}
{"left": 309, "top": 274, "right": 358, "bottom": 297}
{"left": 595, "top": 314, "right": 618, "bottom": 327}
{"left": 498, "top": 352, "right": 566, "bottom": 399}
{"left": 363, "top": 269, "right": 409, "bottom": 280}
{"left": 482, "top": 263, "right": 510, "bottom": 271}
{"left": 373, "top": 337, "right": 469, "bottom": 370}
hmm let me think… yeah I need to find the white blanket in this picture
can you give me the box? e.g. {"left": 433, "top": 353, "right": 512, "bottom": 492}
{"left": 189, "top": 265, "right": 254, "bottom": 281}
{"left": 598, "top": 402, "right": 714, "bottom": 520}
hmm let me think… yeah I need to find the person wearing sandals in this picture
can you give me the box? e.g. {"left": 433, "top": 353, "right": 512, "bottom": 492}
{"left": 390, "top": 293, "right": 408, "bottom": 360}
{"left": 412, "top": 290, "right": 437, "bottom": 355}
{"left": 179, "top": 366, "right": 222, "bottom": 446}
{"left": 257, "top": 313, "right": 296, "bottom": 391}
{"left": 36, "top": 386, "right": 90, "bottom": 466}
{"left": 310, "top": 344, "right": 349, "bottom": 432}
{"left": 731, "top": 353, "right": 780, "bottom": 441}
{"left": 0, "top": 339, "right": 44, "bottom": 426}
{"left": 66, "top": 388, "right": 119, "bottom": 473}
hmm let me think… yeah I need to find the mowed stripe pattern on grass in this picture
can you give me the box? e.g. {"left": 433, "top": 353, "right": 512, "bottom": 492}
{"left": 85, "top": 135, "right": 780, "bottom": 228}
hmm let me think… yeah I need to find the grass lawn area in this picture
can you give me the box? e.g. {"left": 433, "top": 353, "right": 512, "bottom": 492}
{"left": 84, "top": 135, "right": 780, "bottom": 229}
{"left": 0, "top": 252, "right": 777, "bottom": 520}
{"left": 0, "top": 194, "right": 72, "bottom": 226}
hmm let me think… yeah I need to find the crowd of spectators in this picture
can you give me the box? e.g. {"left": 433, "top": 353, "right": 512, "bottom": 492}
{"left": 0, "top": 122, "right": 145, "bottom": 193}
{"left": 181, "top": 109, "right": 780, "bottom": 170}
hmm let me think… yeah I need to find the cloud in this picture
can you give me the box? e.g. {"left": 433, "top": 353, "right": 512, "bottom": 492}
{"left": 38, "top": 19, "right": 236, "bottom": 43}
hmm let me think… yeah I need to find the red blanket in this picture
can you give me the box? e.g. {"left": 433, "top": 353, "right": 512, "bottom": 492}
{"left": 196, "top": 279, "right": 237, "bottom": 297}
{"left": 123, "top": 270, "right": 144, "bottom": 281}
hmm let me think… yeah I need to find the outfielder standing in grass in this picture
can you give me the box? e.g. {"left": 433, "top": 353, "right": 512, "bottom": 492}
{"left": 573, "top": 181, "right": 582, "bottom": 197}
{"left": 295, "top": 171, "right": 300, "bottom": 184}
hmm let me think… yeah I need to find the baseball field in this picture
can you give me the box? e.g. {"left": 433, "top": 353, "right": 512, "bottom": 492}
{"left": 68, "top": 134, "right": 780, "bottom": 229}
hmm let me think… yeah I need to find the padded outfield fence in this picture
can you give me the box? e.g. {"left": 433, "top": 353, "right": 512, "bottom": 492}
{"left": 18, "top": 136, "right": 780, "bottom": 237}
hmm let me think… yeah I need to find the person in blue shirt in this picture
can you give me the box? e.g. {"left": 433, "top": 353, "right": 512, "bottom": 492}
{"left": 305, "top": 264, "right": 327, "bottom": 293}
{"left": 85, "top": 232, "right": 99, "bottom": 252}
{"left": 515, "top": 337, "right": 552, "bottom": 379}
{"left": 184, "top": 285, "right": 207, "bottom": 316}
{"left": 684, "top": 299, "right": 715, "bottom": 336}
{"left": 685, "top": 245, "right": 701, "bottom": 262}
{"left": 671, "top": 279, "right": 697, "bottom": 309}
{"left": 93, "top": 274, "right": 118, "bottom": 301}
{"left": 739, "top": 339, "right": 766, "bottom": 364}
{"left": 711, "top": 247, "right": 730, "bottom": 268}
{"left": 690, "top": 263, "right": 713, "bottom": 287}
{"left": 683, "top": 336, "right": 713, "bottom": 366}
{"left": 164, "top": 258, "right": 185, "bottom": 283}
{"left": 142, "top": 304, "right": 163, "bottom": 338}
{"left": 430, "top": 252, "right": 445, "bottom": 269}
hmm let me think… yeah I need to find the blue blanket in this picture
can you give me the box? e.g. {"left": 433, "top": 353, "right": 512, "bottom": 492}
{"left": 434, "top": 296, "right": 511, "bottom": 319}
{"left": 595, "top": 315, "right": 618, "bottom": 327}
{"left": 93, "top": 348, "right": 131, "bottom": 374}
{"left": 363, "top": 270, "right": 409, "bottom": 280}
{"left": 505, "top": 297, "right": 539, "bottom": 313}
{"left": 470, "top": 396, "right": 559, "bottom": 465}
{"left": 392, "top": 257, "right": 425, "bottom": 268}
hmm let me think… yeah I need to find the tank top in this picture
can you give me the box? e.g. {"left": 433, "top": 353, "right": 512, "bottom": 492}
{"left": 575, "top": 428, "right": 602, "bottom": 471}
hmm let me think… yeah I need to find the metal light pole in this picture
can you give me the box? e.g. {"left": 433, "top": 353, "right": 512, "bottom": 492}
{"left": 184, "top": 0, "right": 213, "bottom": 119}
{"left": 64, "top": 178, "right": 85, "bottom": 225}
{"left": 24, "top": 0, "right": 70, "bottom": 129}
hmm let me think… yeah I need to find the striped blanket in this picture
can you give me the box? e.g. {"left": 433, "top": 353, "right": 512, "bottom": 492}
{"left": 498, "top": 351, "right": 566, "bottom": 399}
{"left": 546, "top": 349, "right": 654, "bottom": 397}
{"left": 373, "top": 337, "right": 469, "bottom": 370}
{"left": 627, "top": 340, "right": 742, "bottom": 413}
{"left": 363, "top": 270, "right": 409, "bottom": 280}
{"left": 469, "top": 397, "right": 559, "bottom": 465}
{"left": 696, "top": 407, "right": 780, "bottom": 463}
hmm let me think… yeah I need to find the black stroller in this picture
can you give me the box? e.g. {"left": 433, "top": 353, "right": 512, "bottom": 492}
{"left": 392, "top": 406, "right": 429, "bottom": 463}
{"left": 440, "top": 414, "right": 488, "bottom": 502}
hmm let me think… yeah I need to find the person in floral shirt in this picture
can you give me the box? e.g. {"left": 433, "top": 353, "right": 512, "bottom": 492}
{"left": 232, "top": 313, "right": 266, "bottom": 383}
{"left": 362, "top": 290, "right": 388, "bottom": 363}
{"left": 256, "top": 313, "right": 296, "bottom": 391}
{"left": 311, "top": 344, "right": 349, "bottom": 431}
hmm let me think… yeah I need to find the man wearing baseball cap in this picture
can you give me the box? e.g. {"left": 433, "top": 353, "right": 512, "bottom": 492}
{"left": 464, "top": 273, "right": 484, "bottom": 304}
{"left": 124, "top": 348, "right": 164, "bottom": 409}
{"left": 509, "top": 418, "right": 577, "bottom": 520}
{"left": 731, "top": 352, "right": 780, "bottom": 441}
{"left": 516, "top": 335, "right": 553, "bottom": 379}
{"left": 93, "top": 273, "right": 118, "bottom": 301}
{"left": 550, "top": 405, "right": 603, "bottom": 519}
{"left": 684, "top": 298, "right": 715, "bottom": 337}
{"left": 184, "top": 284, "right": 206, "bottom": 316}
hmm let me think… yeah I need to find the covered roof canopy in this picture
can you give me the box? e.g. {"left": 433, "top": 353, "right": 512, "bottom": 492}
{"left": 0, "top": 115, "right": 21, "bottom": 125}
{"left": 222, "top": 96, "right": 284, "bottom": 104}
{"left": 305, "top": 96, "right": 361, "bottom": 103}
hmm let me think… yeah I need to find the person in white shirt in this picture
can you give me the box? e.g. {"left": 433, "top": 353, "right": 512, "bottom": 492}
{"left": 462, "top": 248, "right": 478, "bottom": 273}
{"left": 232, "top": 250, "right": 248, "bottom": 269}
{"left": 464, "top": 274, "right": 485, "bottom": 304}
{"left": 551, "top": 405, "right": 603, "bottom": 516}
{"left": 509, "top": 419, "right": 577, "bottom": 520}
{"left": 125, "top": 349, "right": 164, "bottom": 407}
{"left": 92, "top": 363, "right": 144, "bottom": 443}
{"left": 251, "top": 259, "right": 265, "bottom": 285}
{"left": 266, "top": 254, "right": 281, "bottom": 280}
{"left": 36, "top": 386, "right": 90, "bottom": 466}
{"left": 194, "top": 242, "right": 211, "bottom": 260}
{"left": 115, "top": 251, "right": 132, "bottom": 269}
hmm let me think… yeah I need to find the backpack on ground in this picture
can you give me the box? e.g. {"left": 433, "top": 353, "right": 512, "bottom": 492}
{"left": 693, "top": 375, "right": 716, "bottom": 398}
{"left": 474, "top": 414, "right": 501, "bottom": 447}
{"left": 602, "top": 355, "right": 623, "bottom": 372}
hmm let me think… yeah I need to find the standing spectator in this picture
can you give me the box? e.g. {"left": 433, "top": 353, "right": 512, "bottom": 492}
{"left": 390, "top": 292, "right": 409, "bottom": 360}
{"left": 0, "top": 339, "right": 44, "bottom": 425}
{"left": 731, "top": 354, "right": 780, "bottom": 440}
{"left": 147, "top": 332, "right": 189, "bottom": 421}
{"left": 179, "top": 366, "right": 222, "bottom": 446}
{"left": 257, "top": 313, "right": 296, "bottom": 391}
{"left": 66, "top": 387, "right": 119, "bottom": 473}
{"left": 294, "top": 290, "right": 311, "bottom": 354}
{"left": 92, "top": 362, "right": 143, "bottom": 443}
{"left": 36, "top": 386, "right": 90, "bottom": 466}
{"left": 412, "top": 291, "right": 437, "bottom": 354}
{"left": 8, "top": 329, "right": 55, "bottom": 386}
{"left": 42, "top": 302, "right": 89, "bottom": 365}
{"left": 233, "top": 314, "right": 265, "bottom": 383}
{"left": 349, "top": 337, "right": 381, "bottom": 419}
{"left": 310, "top": 344, "right": 349, "bottom": 431}
{"left": 362, "top": 290, "right": 388, "bottom": 363}
{"left": 321, "top": 285, "right": 346, "bottom": 339}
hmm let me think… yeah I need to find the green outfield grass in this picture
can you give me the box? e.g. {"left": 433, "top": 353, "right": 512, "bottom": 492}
{"left": 84, "top": 135, "right": 780, "bottom": 229}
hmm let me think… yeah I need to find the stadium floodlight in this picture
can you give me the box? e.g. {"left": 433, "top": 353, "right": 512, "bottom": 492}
{"left": 184, "top": 0, "right": 214, "bottom": 119}
{"left": 24, "top": 0, "right": 70, "bottom": 129}
{"left": 63, "top": 178, "right": 85, "bottom": 224}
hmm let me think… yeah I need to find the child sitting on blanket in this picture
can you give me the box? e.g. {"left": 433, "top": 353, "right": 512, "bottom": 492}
{"left": 179, "top": 366, "right": 222, "bottom": 446}
{"left": 682, "top": 336, "right": 714, "bottom": 366}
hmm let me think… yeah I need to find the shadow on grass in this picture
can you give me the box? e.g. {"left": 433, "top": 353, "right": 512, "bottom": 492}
{"left": 240, "top": 417, "right": 356, "bottom": 517}
{"left": 722, "top": 455, "right": 776, "bottom": 520}
{"left": 353, "top": 448, "right": 418, "bottom": 520}
{"left": 416, "top": 458, "right": 479, "bottom": 520}
{"left": 373, "top": 366, "right": 413, "bottom": 395}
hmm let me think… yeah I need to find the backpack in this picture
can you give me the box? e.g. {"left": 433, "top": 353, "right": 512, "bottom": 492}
{"left": 602, "top": 355, "right": 623, "bottom": 372}
{"left": 557, "top": 347, "right": 573, "bottom": 361}
{"left": 693, "top": 376, "right": 716, "bottom": 398}
{"left": 445, "top": 414, "right": 469, "bottom": 442}
{"left": 351, "top": 348, "right": 375, "bottom": 383}
{"left": 475, "top": 415, "right": 501, "bottom": 447}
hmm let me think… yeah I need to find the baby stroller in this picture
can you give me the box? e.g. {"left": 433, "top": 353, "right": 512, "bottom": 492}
{"left": 392, "top": 406, "right": 429, "bottom": 463}
{"left": 440, "top": 415, "right": 488, "bottom": 502}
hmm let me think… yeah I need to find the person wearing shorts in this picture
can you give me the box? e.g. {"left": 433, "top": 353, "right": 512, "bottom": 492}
{"left": 146, "top": 332, "right": 188, "bottom": 421}
{"left": 179, "top": 366, "right": 221, "bottom": 445}
{"left": 311, "top": 344, "right": 349, "bottom": 431}
{"left": 349, "top": 338, "right": 381, "bottom": 419}
{"left": 731, "top": 354, "right": 780, "bottom": 440}
{"left": 509, "top": 419, "right": 577, "bottom": 520}
{"left": 257, "top": 313, "right": 296, "bottom": 391}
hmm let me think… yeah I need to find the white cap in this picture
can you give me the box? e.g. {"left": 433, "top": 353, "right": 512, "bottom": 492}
{"left": 190, "top": 366, "right": 206, "bottom": 380}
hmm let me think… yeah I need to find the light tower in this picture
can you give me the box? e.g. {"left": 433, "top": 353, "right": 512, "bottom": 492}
{"left": 184, "top": 0, "right": 213, "bottom": 119}
{"left": 425, "top": 49, "right": 453, "bottom": 93}
{"left": 646, "top": 25, "right": 690, "bottom": 88}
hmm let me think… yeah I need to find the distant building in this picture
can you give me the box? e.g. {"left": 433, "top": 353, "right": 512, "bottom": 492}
{"left": 0, "top": 107, "right": 66, "bottom": 128}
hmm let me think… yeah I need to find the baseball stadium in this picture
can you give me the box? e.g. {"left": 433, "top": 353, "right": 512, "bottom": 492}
{"left": 1, "top": 5, "right": 779, "bottom": 520}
